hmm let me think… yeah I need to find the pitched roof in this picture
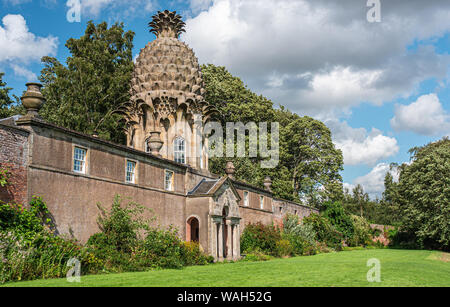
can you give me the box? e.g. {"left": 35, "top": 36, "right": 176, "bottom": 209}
{"left": 188, "top": 176, "right": 241, "bottom": 201}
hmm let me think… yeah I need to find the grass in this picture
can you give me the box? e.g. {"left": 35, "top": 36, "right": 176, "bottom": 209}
{"left": 2, "top": 249, "right": 449, "bottom": 287}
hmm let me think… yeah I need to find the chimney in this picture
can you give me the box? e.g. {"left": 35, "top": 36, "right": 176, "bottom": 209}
{"left": 21, "top": 83, "right": 45, "bottom": 119}
{"left": 264, "top": 176, "right": 272, "bottom": 193}
{"left": 225, "top": 161, "right": 236, "bottom": 180}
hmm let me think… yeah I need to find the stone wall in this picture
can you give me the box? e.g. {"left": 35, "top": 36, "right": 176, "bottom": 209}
{"left": 272, "top": 199, "right": 319, "bottom": 228}
{"left": 0, "top": 124, "right": 29, "bottom": 205}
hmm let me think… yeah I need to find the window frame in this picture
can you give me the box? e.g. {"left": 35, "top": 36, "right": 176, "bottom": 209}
{"left": 164, "top": 169, "right": 175, "bottom": 191}
{"left": 260, "top": 195, "right": 264, "bottom": 210}
{"left": 173, "top": 137, "right": 186, "bottom": 164}
{"left": 73, "top": 146, "right": 88, "bottom": 174}
{"left": 125, "top": 159, "right": 137, "bottom": 184}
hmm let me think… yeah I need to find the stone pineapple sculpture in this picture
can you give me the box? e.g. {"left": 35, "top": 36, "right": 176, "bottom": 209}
{"left": 120, "top": 10, "right": 216, "bottom": 155}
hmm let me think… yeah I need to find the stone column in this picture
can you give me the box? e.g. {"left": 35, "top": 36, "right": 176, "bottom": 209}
{"left": 211, "top": 221, "right": 218, "bottom": 261}
{"left": 232, "top": 225, "right": 239, "bottom": 261}
{"left": 218, "top": 222, "right": 224, "bottom": 262}
{"left": 236, "top": 224, "right": 241, "bottom": 259}
{"left": 226, "top": 220, "right": 233, "bottom": 261}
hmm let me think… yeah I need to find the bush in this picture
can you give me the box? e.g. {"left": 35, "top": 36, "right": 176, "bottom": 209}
{"left": 275, "top": 239, "right": 294, "bottom": 257}
{"left": 303, "top": 214, "right": 343, "bottom": 250}
{"left": 0, "top": 197, "right": 52, "bottom": 242}
{"left": 347, "top": 215, "right": 373, "bottom": 247}
{"left": 321, "top": 201, "right": 354, "bottom": 240}
{"left": 0, "top": 230, "right": 101, "bottom": 283}
{"left": 240, "top": 223, "right": 282, "bottom": 256}
{"left": 282, "top": 214, "right": 319, "bottom": 256}
{"left": 87, "top": 195, "right": 212, "bottom": 272}
{"left": 96, "top": 195, "right": 152, "bottom": 254}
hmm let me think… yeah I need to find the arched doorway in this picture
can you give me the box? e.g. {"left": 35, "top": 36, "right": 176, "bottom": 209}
{"left": 187, "top": 217, "right": 200, "bottom": 243}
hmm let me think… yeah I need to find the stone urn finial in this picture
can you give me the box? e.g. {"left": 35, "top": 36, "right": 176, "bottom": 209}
{"left": 225, "top": 161, "right": 236, "bottom": 180}
{"left": 21, "top": 83, "right": 45, "bottom": 118}
{"left": 264, "top": 176, "right": 272, "bottom": 193}
{"left": 147, "top": 131, "right": 164, "bottom": 157}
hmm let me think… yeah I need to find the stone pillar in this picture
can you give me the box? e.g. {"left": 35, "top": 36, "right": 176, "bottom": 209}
{"left": 218, "top": 222, "right": 224, "bottom": 261}
{"left": 236, "top": 224, "right": 241, "bottom": 259}
{"left": 226, "top": 220, "right": 233, "bottom": 260}
{"left": 211, "top": 222, "right": 218, "bottom": 261}
{"left": 232, "top": 225, "right": 238, "bottom": 261}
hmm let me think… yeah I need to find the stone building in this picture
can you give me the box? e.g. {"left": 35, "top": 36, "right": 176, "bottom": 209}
{"left": 0, "top": 11, "right": 317, "bottom": 261}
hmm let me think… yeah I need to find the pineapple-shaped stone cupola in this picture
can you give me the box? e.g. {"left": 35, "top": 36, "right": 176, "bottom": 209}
{"left": 149, "top": 10, "right": 186, "bottom": 39}
{"left": 120, "top": 10, "right": 217, "bottom": 171}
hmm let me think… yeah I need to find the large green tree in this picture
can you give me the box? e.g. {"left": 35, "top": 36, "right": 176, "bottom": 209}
{"left": 0, "top": 73, "right": 24, "bottom": 119}
{"left": 202, "top": 64, "right": 344, "bottom": 205}
{"left": 39, "top": 21, "right": 134, "bottom": 143}
{"left": 397, "top": 138, "right": 450, "bottom": 250}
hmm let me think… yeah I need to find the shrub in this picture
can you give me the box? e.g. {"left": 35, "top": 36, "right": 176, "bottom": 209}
{"left": 87, "top": 196, "right": 212, "bottom": 272}
{"left": 321, "top": 201, "right": 354, "bottom": 240}
{"left": 347, "top": 215, "right": 372, "bottom": 247}
{"left": 182, "top": 241, "right": 213, "bottom": 266}
{"left": 0, "top": 197, "right": 52, "bottom": 242}
{"left": 275, "top": 239, "right": 294, "bottom": 257}
{"left": 303, "top": 214, "right": 343, "bottom": 250}
{"left": 0, "top": 230, "right": 101, "bottom": 283}
{"left": 283, "top": 214, "right": 317, "bottom": 245}
{"left": 240, "top": 223, "right": 282, "bottom": 256}
{"left": 96, "top": 195, "right": 153, "bottom": 254}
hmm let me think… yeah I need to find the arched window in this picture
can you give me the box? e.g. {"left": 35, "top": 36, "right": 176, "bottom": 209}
{"left": 174, "top": 137, "right": 186, "bottom": 164}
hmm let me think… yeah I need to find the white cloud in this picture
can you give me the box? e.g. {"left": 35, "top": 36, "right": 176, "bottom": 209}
{"left": 391, "top": 93, "right": 450, "bottom": 136}
{"left": 327, "top": 120, "right": 399, "bottom": 166}
{"left": 10, "top": 63, "right": 37, "bottom": 81}
{"left": 183, "top": 0, "right": 450, "bottom": 117}
{"left": 348, "top": 163, "right": 400, "bottom": 199}
{"left": 0, "top": 14, "right": 58, "bottom": 63}
{"left": 75, "top": 0, "right": 156, "bottom": 19}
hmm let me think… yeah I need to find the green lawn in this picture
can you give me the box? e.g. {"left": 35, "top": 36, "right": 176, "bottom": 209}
{"left": 3, "top": 249, "right": 449, "bottom": 287}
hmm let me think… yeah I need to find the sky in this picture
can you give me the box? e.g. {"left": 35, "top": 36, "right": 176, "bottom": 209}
{"left": 1, "top": 0, "right": 449, "bottom": 199}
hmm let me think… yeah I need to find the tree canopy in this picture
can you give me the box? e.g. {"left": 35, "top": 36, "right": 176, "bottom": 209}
{"left": 202, "top": 64, "right": 344, "bottom": 204}
{"left": 0, "top": 73, "right": 23, "bottom": 119}
{"left": 39, "top": 21, "right": 135, "bottom": 144}
{"left": 396, "top": 138, "right": 449, "bottom": 250}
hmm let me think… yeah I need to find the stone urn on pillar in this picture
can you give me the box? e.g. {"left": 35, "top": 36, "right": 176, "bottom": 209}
{"left": 225, "top": 161, "right": 236, "bottom": 180}
{"left": 147, "top": 131, "right": 164, "bottom": 157}
{"left": 21, "top": 83, "right": 45, "bottom": 118}
{"left": 264, "top": 176, "right": 273, "bottom": 193}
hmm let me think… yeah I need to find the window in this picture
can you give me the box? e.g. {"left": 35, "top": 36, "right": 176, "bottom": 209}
{"left": 165, "top": 170, "right": 174, "bottom": 191}
{"left": 260, "top": 196, "right": 264, "bottom": 210}
{"left": 174, "top": 137, "right": 186, "bottom": 164}
{"left": 73, "top": 147, "right": 87, "bottom": 174}
{"left": 126, "top": 160, "right": 136, "bottom": 184}
{"left": 145, "top": 139, "right": 151, "bottom": 153}
{"left": 243, "top": 191, "right": 249, "bottom": 207}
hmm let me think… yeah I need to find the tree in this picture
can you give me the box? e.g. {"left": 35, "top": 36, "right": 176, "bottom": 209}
{"left": 202, "top": 65, "right": 344, "bottom": 205}
{"left": 280, "top": 114, "right": 344, "bottom": 205}
{"left": 39, "top": 21, "right": 135, "bottom": 143}
{"left": 397, "top": 137, "right": 450, "bottom": 250}
{"left": 0, "top": 73, "right": 23, "bottom": 119}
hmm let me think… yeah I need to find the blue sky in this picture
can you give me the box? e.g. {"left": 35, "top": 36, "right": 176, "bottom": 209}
{"left": 1, "top": 0, "right": 449, "bottom": 198}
